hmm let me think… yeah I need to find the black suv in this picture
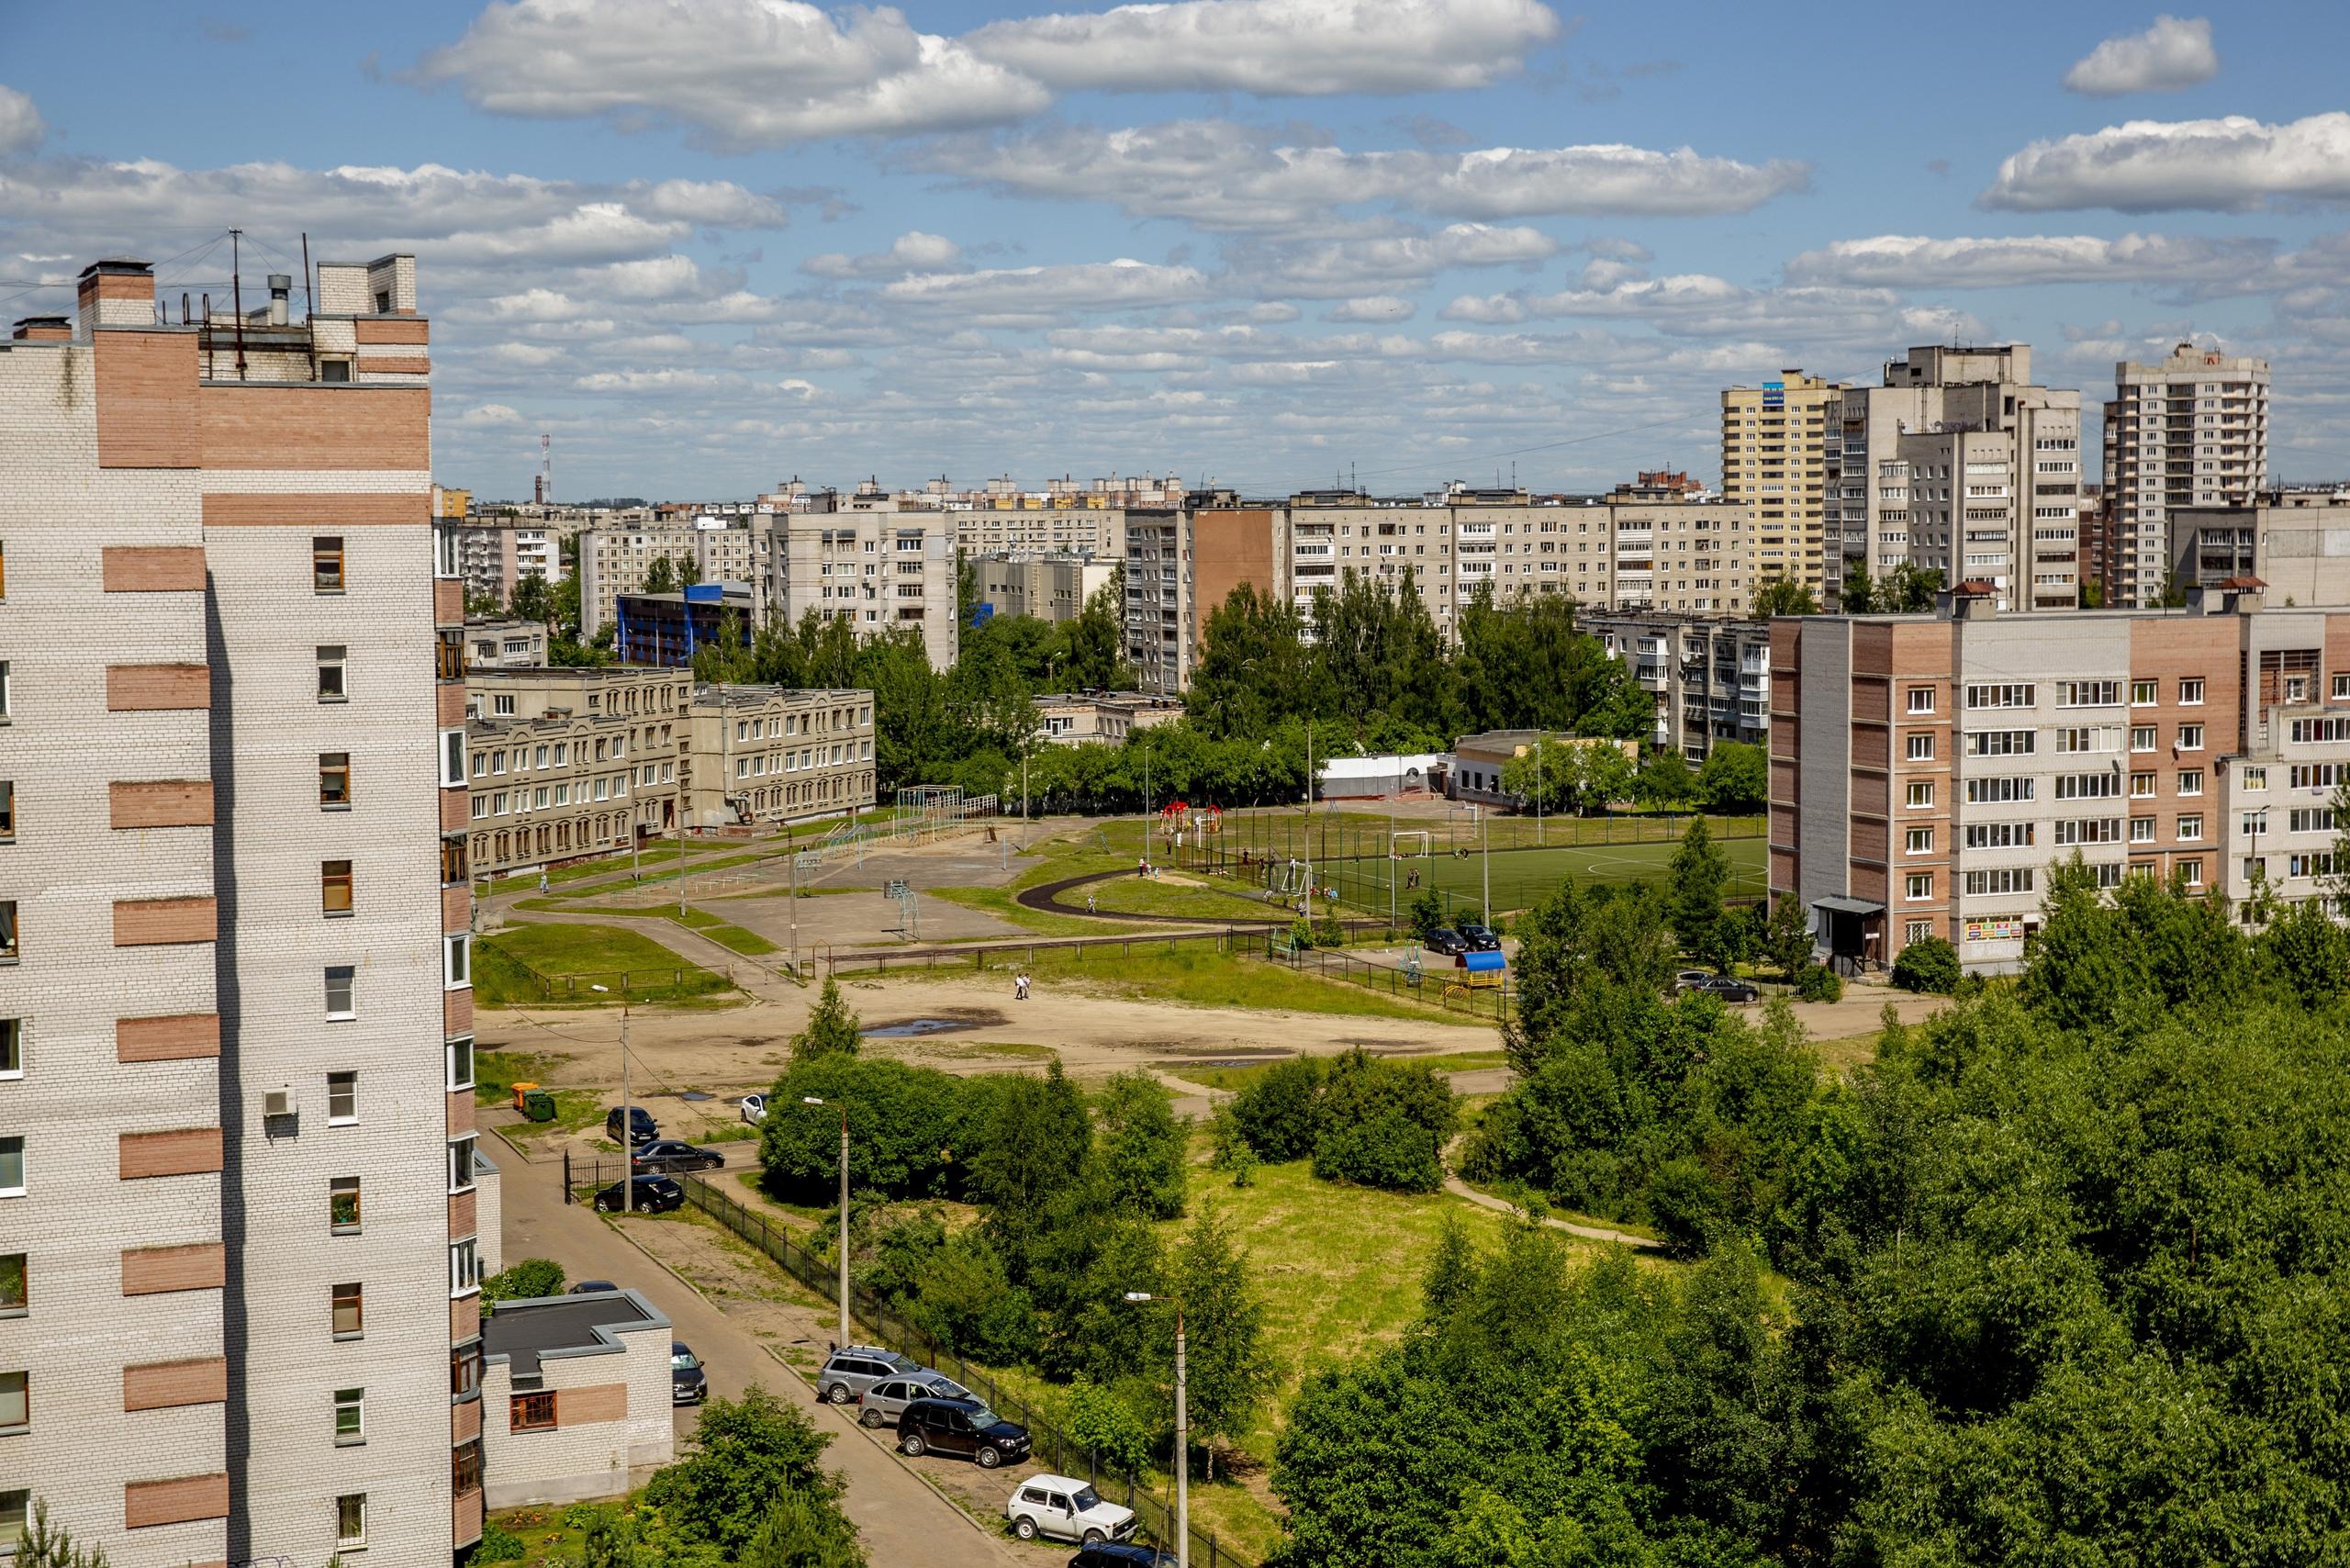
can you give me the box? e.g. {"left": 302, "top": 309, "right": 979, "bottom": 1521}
{"left": 632, "top": 1138, "right": 723, "bottom": 1174}
{"left": 592, "top": 1174, "right": 684, "bottom": 1213}
{"left": 1456, "top": 921, "right": 1503, "bottom": 952}
{"left": 896, "top": 1395, "right": 1032, "bottom": 1469}
{"left": 606, "top": 1106, "right": 659, "bottom": 1146}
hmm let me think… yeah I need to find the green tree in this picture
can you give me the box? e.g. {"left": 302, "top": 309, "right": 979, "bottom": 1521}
{"left": 1840, "top": 559, "right": 1876, "bottom": 613}
{"left": 790, "top": 976, "right": 863, "bottom": 1062}
{"left": 974, "top": 1061, "right": 1094, "bottom": 1270}
{"left": 1668, "top": 816, "right": 1732, "bottom": 970}
{"left": 1888, "top": 934, "right": 1960, "bottom": 993}
{"left": 643, "top": 1388, "right": 844, "bottom": 1557}
{"left": 579, "top": 1506, "right": 643, "bottom": 1568}
{"left": 643, "top": 554, "right": 680, "bottom": 596}
{"left": 1697, "top": 741, "right": 1766, "bottom": 814}
{"left": 1061, "top": 1375, "right": 1156, "bottom": 1475}
{"left": 508, "top": 571, "right": 554, "bottom": 624}
{"left": 1096, "top": 1070, "right": 1187, "bottom": 1220}
{"left": 482, "top": 1256, "right": 565, "bottom": 1304}
{"left": 2262, "top": 894, "right": 2350, "bottom": 1007}
{"left": 15, "top": 1499, "right": 109, "bottom": 1568}
{"left": 1170, "top": 1209, "right": 1279, "bottom": 1478}
{"left": 1635, "top": 749, "right": 1697, "bottom": 813}
{"left": 759, "top": 1056, "right": 972, "bottom": 1203}
{"left": 1750, "top": 576, "right": 1819, "bottom": 616}
{"left": 1407, "top": 888, "right": 1447, "bottom": 942}
{"left": 1762, "top": 895, "right": 1813, "bottom": 982}
{"left": 740, "top": 1490, "right": 867, "bottom": 1568}
{"left": 1228, "top": 1056, "right": 1326, "bottom": 1162}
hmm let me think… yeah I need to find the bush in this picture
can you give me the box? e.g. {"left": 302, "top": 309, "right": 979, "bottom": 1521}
{"left": 474, "top": 1522, "right": 525, "bottom": 1564}
{"left": 1228, "top": 1057, "right": 1326, "bottom": 1162}
{"left": 1315, "top": 908, "right": 1348, "bottom": 948}
{"left": 1645, "top": 1155, "right": 1729, "bottom": 1260}
{"left": 759, "top": 1054, "right": 979, "bottom": 1203}
{"left": 1890, "top": 935, "right": 1962, "bottom": 994}
{"left": 1313, "top": 1105, "right": 1446, "bottom": 1193}
{"left": 482, "top": 1257, "right": 565, "bottom": 1305}
{"left": 1795, "top": 964, "right": 1842, "bottom": 1002}
{"left": 1287, "top": 917, "right": 1316, "bottom": 951}
{"left": 1062, "top": 1375, "right": 1156, "bottom": 1475}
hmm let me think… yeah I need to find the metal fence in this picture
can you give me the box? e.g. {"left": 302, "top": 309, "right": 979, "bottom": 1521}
{"left": 591, "top": 1167, "right": 1262, "bottom": 1568}
{"left": 822, "top": 925, "right": 1248, "bottom": 976}
{"left": 1259, "top": 939, "right": 1516, "bottom": 1024}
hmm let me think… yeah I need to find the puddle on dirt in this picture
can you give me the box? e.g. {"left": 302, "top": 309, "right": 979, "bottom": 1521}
{"left": 677, "top": 1091, "right": 714, "bottom": 1102}
{"left": 864, "top": 1017, "right": 974, "bottom": 1037}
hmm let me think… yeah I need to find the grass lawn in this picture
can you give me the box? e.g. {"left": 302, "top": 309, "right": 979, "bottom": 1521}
{"left": 924, "top": 884, "right": 1104, "bottom": 937}
{"left": 1083, "top": 869, "right": 1281, "bottom": 922}
{"left": 880, "top": 942, "right": 1455, "bottom": 1023}
{"left": 476, "top": 922, "right": 738, "bottom": 1007}
{"left": 1168, "top": 1048, "right": 1511, "bottom": 1095}
{"left": 1311, "top": 834, "right": 1768, "bottom": 917}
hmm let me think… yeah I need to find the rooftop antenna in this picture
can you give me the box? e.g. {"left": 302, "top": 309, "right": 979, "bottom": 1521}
{"left": 541, "top": 433, "right": 554, "bottom": 506}
{"left": 229, "top": 229, "right": 247, "bottom": 381}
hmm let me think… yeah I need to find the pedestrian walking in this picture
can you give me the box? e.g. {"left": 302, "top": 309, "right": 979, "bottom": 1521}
{"left": 1086, "top": 892, "right": 1097, "bottom": 914}
{"left": 538, "top": 869, "right": 549, "bottom": 894}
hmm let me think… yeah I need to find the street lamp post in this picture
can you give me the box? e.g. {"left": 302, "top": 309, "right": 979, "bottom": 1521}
{"left": 805, "top": 1096, "right": 850, "bottom": 1350}
{"left": 1123, "top": 1292, "right": 1187, "bottom": 1568}
{"left": 1535, "top": 737, "right": 1544, "bottom": 848}
{"left": 588, "top": 987, "right": 632, "bottom": 1213}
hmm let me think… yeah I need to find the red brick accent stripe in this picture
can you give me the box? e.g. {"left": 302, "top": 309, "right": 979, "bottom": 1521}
{"left": 199, "top": 492, "right": 427, "bottom": 527}
{"left": 118, "top": 1014, "right": 220, "bottom": 1062}
{"left": 102, "top": 545, "right": 207, "bottom": 591}
{"left": 106, "top": 664, "right": 209, "bottom": 711}
{"left": 125, "top": 1473, "right": 229, "bottom": 1529}
{"left": 121, "top": 1242, "right": 225, "bottom": 1294}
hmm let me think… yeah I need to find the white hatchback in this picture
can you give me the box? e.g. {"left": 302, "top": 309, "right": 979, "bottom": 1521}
{"left": 739, "top": 1092, "right": 767, "bottom": 1125}
{"left": 1005, "top": 1474, "right": 1139, "bottom": 1546}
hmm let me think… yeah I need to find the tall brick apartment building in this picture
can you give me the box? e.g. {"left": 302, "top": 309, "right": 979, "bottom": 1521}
{"left": 0, "top": 257, "right": 486, "bottom": 1563}
{"left": 1771, "top": 580, "right": 2350, "bottom": 975}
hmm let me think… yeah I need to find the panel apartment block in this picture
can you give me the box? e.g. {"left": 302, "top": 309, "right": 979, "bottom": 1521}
{"left": 0, "top": 253, "right": 477, "bottom": 1567}
{"left": 1770, "top": 583, "right": 2350, "bottom": 976}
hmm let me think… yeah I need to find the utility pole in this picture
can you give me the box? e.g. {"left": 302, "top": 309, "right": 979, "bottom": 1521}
{"left": 1535, "top": 737, "right": 1544, "bottom": 848}
{"left": 805, "top": 1096, "right": 851, "bottom": 1349}
{"left": 1482, "top": 805, "right": 1492, "bottom": 928}
{"left": 1125, "top": 1294, "right": 1189, "bottom": 1568}
{"left": 590, "top": 990, "right": 635, "bottom": 1210}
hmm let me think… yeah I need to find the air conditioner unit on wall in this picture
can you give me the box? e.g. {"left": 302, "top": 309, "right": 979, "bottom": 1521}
{"left": 263, "top": 1089, "right": 291, "bottom": 1117}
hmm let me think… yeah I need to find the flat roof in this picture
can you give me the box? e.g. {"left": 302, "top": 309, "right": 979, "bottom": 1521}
{"left": 484, "top": 1288, "right": 667, "bottom": 1384}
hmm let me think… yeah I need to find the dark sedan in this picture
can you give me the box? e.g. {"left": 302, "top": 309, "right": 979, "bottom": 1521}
{"left": 1456, "top": 921, "right": 1503, "bottom": 952}
{"left": 632, "top": 1138, "right": 725, "bottom": 1174}
{"left": 1423, "top": 927, "right": 1471, "bottom": 956}
{"left": 1687, "top": 972, "right": 1762, "bottom": 1004}
{"left": 592, "top": 1174, "right": 686, "bottom": 1214}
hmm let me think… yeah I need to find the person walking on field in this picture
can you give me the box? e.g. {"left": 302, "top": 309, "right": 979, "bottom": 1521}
{"left": 1086, "top": 892, "right": 1097, "bottom": 915}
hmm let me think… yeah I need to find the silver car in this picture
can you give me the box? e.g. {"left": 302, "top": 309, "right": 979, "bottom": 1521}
{"left": 856, "top": 1371, "right": 973, "bottom": 1428}
{"left": 815, "top": 1345, "right": 923, "bottom": 1405}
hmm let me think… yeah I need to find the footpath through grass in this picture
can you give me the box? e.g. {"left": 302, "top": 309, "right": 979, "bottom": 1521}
{"left": 476, "top": 922, "right": 739, "bottom": 1007}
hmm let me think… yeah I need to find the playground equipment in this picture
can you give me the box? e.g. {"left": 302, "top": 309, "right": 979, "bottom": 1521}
{"left": 1268, "top": 857, "right": 1312, "bottom": 898}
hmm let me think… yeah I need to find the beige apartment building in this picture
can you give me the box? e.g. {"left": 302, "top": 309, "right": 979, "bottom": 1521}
{"left": 972, "top": 554, "right": 1116, "bottom": 622}
{"left": 0, "top": 255, "right": 484, "bottom": 1564}
{"left": 576, "top": 522, "right": 762, "bottom": 641}
{"left": 2109, "top": 342, "right": 2271, "bottom": 608}
{"left": 1722, "top": 370, "right": 1841, "bottom": 597}
{"left": 953, "top": 502, "right": 1128, "bottom": 556}
{"left": 461, "top": 668, "right": 874, "bottom": 876}
{"left": 1768, "top": 583, "right": 2350, "bottom": 976}
{"left": 2172, "top": 490, "right": 2350, "bottom": 604}
{"left": 1823, "top": 345, "right": 2082, "bottom": 611}
{"left": 765, "top": 509, "right": 959, "bottom": 671}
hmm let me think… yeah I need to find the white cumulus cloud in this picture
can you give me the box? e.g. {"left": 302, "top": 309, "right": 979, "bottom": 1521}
{"left": 416, "top": 0, "right": 1049, "bottom": 150}
{"left": 880, "top": 258, "right": 1210, "bottom": 314}
{"left": 1785, "top": 231, "right": 2275, "bottom": 287}
{"left": 967, "top": 0, "right": 1561, "bottom": 95}
{"left": 803, "top": 230, "right": 964, "bottom": 279}
{"left": 2063, "top": 15, "right": 2218, "bottom": 96}
{"left": 1983, "top": 112, "right": 2350, "bottom": 211}
{"left": 0, "top": 87, "right": 43, "bottom": 156}
{"left": 1325, "top": 295, "right": 1416, "bottom": 322}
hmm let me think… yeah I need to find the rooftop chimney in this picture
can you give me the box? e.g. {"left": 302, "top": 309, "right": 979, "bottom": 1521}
{"left": 75, "top": 259, "right": 154, "bottom": 332}
{"left": 11, "top": 317, "right": 70, "bottom": 342}
{"left": 267, "top": 274, "right": 291, "bottom": 327}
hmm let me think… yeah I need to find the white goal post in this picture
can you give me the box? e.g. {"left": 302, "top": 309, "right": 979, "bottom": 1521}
{"left": 1390, "top": 830, "right": 1434, "bottom": 859}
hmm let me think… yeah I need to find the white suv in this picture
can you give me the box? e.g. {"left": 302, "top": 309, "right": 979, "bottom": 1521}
{"left": 1005, "top": 1474, "right": 1139, "bottom": 1546}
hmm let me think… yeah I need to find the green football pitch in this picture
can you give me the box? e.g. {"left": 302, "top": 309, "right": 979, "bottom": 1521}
{"left": 1314, "top": 834, "right": 1767, "bottom": 915}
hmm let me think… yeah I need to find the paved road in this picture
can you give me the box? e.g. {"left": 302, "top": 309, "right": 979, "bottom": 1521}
{"left": 498, "top": 1143, "right": 1021, "bottom": 1566}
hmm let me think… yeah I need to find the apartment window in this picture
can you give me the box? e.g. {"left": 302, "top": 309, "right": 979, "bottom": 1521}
{"left": 2178, "top": 769, "right": 2204, "bottom": 796}
{"left": 0, "top": 1372, "right": 23, "bottom": 1435}
{"left": 322, "top": 860, "right": 353, "bottom": 914}
{"left": 331, "top": 1282, "right": 364, "bottom": 1339}
{"left": 312, "top": 536, "right": 345, "bottom": 594}
{"left": 2132, "top": 679, "right": 2157, "bottom": 705}
{"left": 336, "top": 1495, "right": 367, "bottom": 1551}
{"left": 450, "top": 1238, "right": 481, "bottom": 1297}
{"left": 2179, "top": 858, "right": 2204, "bottom": 889}
{"left": 1906, "top": 687, "right": 1935, "bottom": 714}
{"left": 2178, "top": 813, "right": 2203, "bottom": 841}
{"left": 0, "top": 902, "right": 17, "bottom": 963}
{"left": 319, "top": 752, "right": 352, "bottom": 808}
{"left": 446, "top": 1036, "right": 475, "bottom": 1092}
{"left": 1964, "top": 683, "right": 2035, "bottom": 709}
{"left": 0, "top": 1254, "right": 21, "bottom": 1316}
{"left": 2240, "top": 810, "right": 2270, "bottom": 836}
{"left": 452, "top": 1341, "right": 483, "bottom": 1401}
{"left": 0, "top": 1020, "right": 16, "bottom": 1078}
{"left": 1964, "top": 868, "right": 2036, "bottom": 897}
{"left": 1965, "top": 730, "right": 2034, "bottom": 756}
{"left": 2177, "top": 724, "right": 2204, "bottom": 751}
{"left": 0, "top": 782, "right": 12, "bottom": 842}
{"left": 2130, "top": 726, "right": 2156, "bottom": 753}
{"left": 2130, "top": 771, "right": 2156, "bottom": 799}
{"left": 511, "top": 1392, "right": 557, "bottom": 1433}
{"left": 1905, "top": 827, "right": 1933, "bottom": 855}
{"left": 1904, "top": 873, "right": 1932, "bottom": 902}
{"left": 442, "top": 834, "right": 467, "bottom": 886}
{"left": 330, "top": 1176, "right": 361, "bottom": 1234}
{"left": 2333, "top": 675, "right": 2349, "bottom": 700}
{"left": 1905, "top": 782, "right": 1934, "bottom": 809}
{"left": 0, "top": 1137, "right": 20, "bottom": 1197}
{"left": 327, "top": 1071, "right": 357, "bottom": 1125}
{"left": 1905, "top": 921, "right": 1933, "bottom": 945}
{"left": 1906, "top": 734, "right": 1934, "bottom": 762}
{"left": 449, "top": 1137, "right": 476, "bottom": 1193}
{"left": 2180, "top": 678, "right": 2205, "bottom": 705}
{"left": 332, "top": 1387, "right": 364, "bottom": 1447}
{"left": 324, "top": 967, "right": 356, "bottom": 1021}
{"left": 453, "top": 1440, "right": 483, "bottom": 1497}
{"left": 444, "top": 933, "right": 471, "bottom": 991}
{"left": 317, "top": 645, "right": 347, "bottom": 701}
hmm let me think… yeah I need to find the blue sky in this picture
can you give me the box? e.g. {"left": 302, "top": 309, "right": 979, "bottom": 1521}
{"left": 4, "top": 1, "right": 2348, "bottom": 500}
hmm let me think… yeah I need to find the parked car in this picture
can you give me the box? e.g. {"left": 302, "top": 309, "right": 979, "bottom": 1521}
{"left": 606, "top": 1106, "right": 659, "bottom": 1146}
{"left": 856, "top": 1371, "right": 973, "bottom": 1428}
{"left": 1456, "top": 921, "right": 1503, "bottom": 952}
{"left": 670, "top": 1342, "right": 708, "bottom": 1406}
{"left": 816, "top": 1345, "right": 923, "bottom": 1406}
{"left": 1005, "top": 1473, "right": 1137, "bottom": 1544}
{"left": 592, "top": 1174, "right": 684, "bottom": 1214}
{"left": 1069, "top": 1545, "right": 1175, "bottom": 1568}
{"left": 898, "top": 1395, "right": 1032, "bottom": 1468}
{"left": 632, "top": 1138, "right": 724, "bottom": 1174}
{"left": 739, "top": 1092, "right": 767, "bottom": 1126}
{"left": 1684, "top": 972, "right": 1762, "bottom": 1003}
{"left": 1673, "top": 969, "right": 1712, "bottom": 992}
{"left": 567, "top": 1279, "right": 620, "bottom": 1294}
{"left": 1424, "top": 927, "right": 1471, "bottom": 956}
